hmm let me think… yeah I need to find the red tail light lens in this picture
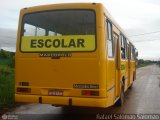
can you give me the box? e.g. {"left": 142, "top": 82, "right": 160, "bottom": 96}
{"left": 17, "top": 88, "right": 31, "bottom": 93}
{"left": 82, "top": 90, "right": 99, "bottom": 96}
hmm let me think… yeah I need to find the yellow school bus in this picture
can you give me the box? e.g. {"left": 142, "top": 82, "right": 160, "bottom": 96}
{"left": 15, "top": 3, "right": 137, "bottom": 108}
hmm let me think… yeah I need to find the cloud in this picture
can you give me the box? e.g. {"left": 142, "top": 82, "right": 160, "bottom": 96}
{"left": 135, "top": 40, "right": 160, "bottom": 60}
{"left": 103, "top": 0, "right": 160, "bottom": 60}
{"left": 0, "top": 0, "right": 99, "bottom": 29}
{"left": 104, "top": 0, "right": 160, "bottom": 30}
{"left": 0, "top": 0, "right": 160, "bottom": 59}
{"left": 0, "top": 28, "right": 16, "bottom": 50}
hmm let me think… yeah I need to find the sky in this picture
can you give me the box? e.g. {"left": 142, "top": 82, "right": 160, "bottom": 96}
{"left": 0, "top": 0, "right": 160, "bottom": 60}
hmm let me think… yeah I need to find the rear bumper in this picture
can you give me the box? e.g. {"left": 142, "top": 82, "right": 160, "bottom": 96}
{"left": 15, "top": 94, "right": 108, "bottom": 108}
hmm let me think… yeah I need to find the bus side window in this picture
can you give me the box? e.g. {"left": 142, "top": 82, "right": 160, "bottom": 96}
{"left": 120, "top": 35, "right": 127, "bottom": 59}
{"left": 132, "top": 46, "right": 135, "bottom": 60}
{"left": 127, "top": 43, "right": 129, "bottom": 59}
{"left": 36, "top": 27, "right": 45, "bottom": 36}
{"left": 48, "top": 31, "right": 56, "bottom": 36}
{"left": 24, "top": 23, "right": 45, "bottom": 36}
{"left": 23, "top": 24, "right": 35, "bottom": 36}
{"left": 130, "top": 45, "right": 135, "bottom": 60}
{"left": 107, "top": 21, "right": 113, "bottom": 58}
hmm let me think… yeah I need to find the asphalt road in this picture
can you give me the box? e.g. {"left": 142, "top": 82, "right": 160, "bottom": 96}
{"left": 3, "top": 65, "right": 160, "bottom": 120}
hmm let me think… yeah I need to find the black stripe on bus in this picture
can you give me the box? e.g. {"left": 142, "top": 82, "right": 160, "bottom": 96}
{"left": 107, "top": 85, "right": 115, "bottom": 92}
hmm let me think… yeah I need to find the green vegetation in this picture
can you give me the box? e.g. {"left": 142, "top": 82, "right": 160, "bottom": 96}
{"left": 136, "top": 59, "right": 157, "bottom": 68}
{"left": 0, "top": 49, "right": 15, "bottom": 109}
{"left": 157, "top": 60, "right": 160, "bottom": 67}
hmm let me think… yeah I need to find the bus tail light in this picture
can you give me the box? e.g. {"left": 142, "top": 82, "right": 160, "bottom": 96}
{"left": 81, "top": 90, "right": 99, "bottom": 96}
{"left": 17, "top": 88, "right": 31, "bottom": 93}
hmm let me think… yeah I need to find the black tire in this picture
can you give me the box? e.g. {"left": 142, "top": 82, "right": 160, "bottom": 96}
{"left": 128, "top": 83, "right": 133, "bottom": 89}
{"left": 62, "top": 106, "right": 72, "bottom": 110}
{"left": 115, "top": 81, "right": 124, "bottom": 106}
{"left": 129, "top": 76, "right": 134, "bottom": 89}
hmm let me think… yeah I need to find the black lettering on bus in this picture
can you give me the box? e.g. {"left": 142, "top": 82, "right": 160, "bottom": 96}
{"left": 69, "top": 39, "right": 76, "bottom": 48}
{"left": 45, "top": 39, "right": 52, "bottom": 48}
{"left": 77, "top": 39, "right": 85, "bottom": 48}
{"left": 30, "top": 39, "right": 37, "bottom": 48}
{"left": 39, "top": 53, "right": 44, "bottom": 57}
{"left": 37, "top": 39, "right": 44, "bottom": 48}
{"left": 61, "top": 39, "right": 68, "bottom": 48}
{"left": 53, "top": 39, "right": 60, "bottom": 48}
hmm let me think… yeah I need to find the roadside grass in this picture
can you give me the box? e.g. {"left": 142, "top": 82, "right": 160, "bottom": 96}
{"left": 136, "top": 63, "right": 149, "bottom": 68}
{"left": 0, "top": 59, "right": 14, "bottom": 109}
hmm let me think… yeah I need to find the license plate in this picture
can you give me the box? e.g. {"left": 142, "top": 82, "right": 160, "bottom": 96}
{"left": 48, "top": 90, "right": 63, "bottom": 96}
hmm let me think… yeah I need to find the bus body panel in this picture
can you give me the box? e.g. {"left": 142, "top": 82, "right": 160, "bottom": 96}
{"left": 16, "top": 3, "right": 108, "bottom": 107}
{"left": 15, "top": 3, "right": 137, "bottom": 108}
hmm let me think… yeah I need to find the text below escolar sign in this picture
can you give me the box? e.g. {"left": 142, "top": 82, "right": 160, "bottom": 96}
{"left": 21, "top": 35, "right": 95, "bottom": 52}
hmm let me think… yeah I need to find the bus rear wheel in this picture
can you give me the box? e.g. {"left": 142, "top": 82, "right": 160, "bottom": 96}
{"left": 129, "top": 83, "right": 133, "bottom": 89}
{"left": 129, "top": 75, "right": 134, "bottom": 89}
{"left": 116, "top": 81, "right": 124, "bottom": 106}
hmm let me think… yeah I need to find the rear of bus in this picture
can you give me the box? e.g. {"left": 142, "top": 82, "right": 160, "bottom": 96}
{"left": 15, "top": 3, "right": 107, "bottom": 107}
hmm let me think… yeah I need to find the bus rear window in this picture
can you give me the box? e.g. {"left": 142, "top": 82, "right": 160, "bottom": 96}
{"left": 21, "top": 10, "right": 96, "bottom": 52}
